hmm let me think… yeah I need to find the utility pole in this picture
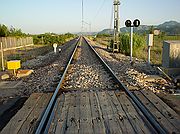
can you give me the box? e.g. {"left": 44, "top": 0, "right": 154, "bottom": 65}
{"left": 113, "top": 0, "right": 120, "bottom": 52}
{"left": 81, "top": 0, "right": 84, "bottom": 34}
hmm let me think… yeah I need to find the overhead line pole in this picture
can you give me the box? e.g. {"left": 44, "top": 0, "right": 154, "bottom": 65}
{"left": 113, "top": 0, "right": 120, "bottom": 52}
{"left": 81, "top": 0, "right": 84, "bottom": 34}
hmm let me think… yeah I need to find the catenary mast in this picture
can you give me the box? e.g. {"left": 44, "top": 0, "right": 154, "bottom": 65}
{"left": 113, "top": 0, "right": 120, "bottom": 52}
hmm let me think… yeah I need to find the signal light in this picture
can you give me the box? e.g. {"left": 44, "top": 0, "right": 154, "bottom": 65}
{"left": 125, "top": 20, "right": 132, "bottom": 27}
{"left": 133, "top": 19, "right": 140, "bottom": 27}
{"left": 125, "top": 19, "right": 140, "bottom": 27}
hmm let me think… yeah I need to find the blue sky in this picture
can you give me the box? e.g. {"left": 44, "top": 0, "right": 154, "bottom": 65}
{"left": 0, "top": 0, "right": 180, "bottom": 34}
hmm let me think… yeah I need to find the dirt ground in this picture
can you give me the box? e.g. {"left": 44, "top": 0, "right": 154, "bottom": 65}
{"left": 0, "top": 44, "right": 52, "bottom": 69}
{"left": 0, "top": 44, "right": 55, "bottom": 131}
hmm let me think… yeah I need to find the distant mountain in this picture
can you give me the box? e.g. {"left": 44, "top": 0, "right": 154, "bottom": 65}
{"left": 98, "top": 21, "right": 180, "bottom": 35}
{"left": 120, "top": 25, "right": 150, "bottom": 34}
{"left": 76, "top": 32, "right": 97, "bottom": 35}
{"left": 98, "top": 29, "right": 114, "bottom": 35}
{"left": 157, "top": 21, "right": 180, "bottom": 35}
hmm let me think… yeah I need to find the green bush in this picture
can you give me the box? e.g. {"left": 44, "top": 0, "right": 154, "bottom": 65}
{"left": 96, "top": 34, "right": 111, "bottom": 38}
{"left": 32, "top": 33, "right": 75, "bottom": 45}
{"left": 120, "top": 33, "right": 145, "bottom": 56}
{"left": 0, "top": 24, "right": 27, "bottom": 37}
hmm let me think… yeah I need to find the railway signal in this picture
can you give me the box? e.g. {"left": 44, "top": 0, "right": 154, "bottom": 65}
{"left": 125, "top": 19, "right": 140, "bottom": 63}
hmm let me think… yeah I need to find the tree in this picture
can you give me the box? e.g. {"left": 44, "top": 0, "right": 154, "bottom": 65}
{"left": 149, "top": 25, "right": 154, "bottom": 34}
{"left": 0, "top": 24, "right": 9, "bottom": 37}
{"left": 9, "top": 26, "right": 25, "bottom": 36}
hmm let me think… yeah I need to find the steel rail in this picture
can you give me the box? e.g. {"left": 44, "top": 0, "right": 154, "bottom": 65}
{"left": 35, "top": 37, "right": 80, "bottom": 134}
{"left": 83, "top": 37, "right": 167, "bottom": 134}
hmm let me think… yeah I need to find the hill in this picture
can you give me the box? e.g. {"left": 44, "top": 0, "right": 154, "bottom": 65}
{"left": 98, "top": 20, "right": 180, "bottom": 35}
{"left": 158, "top": 21, "right": 180, "bottom": 35}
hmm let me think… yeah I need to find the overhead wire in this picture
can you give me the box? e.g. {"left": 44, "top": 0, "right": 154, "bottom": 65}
{"left": 92, "top": 0, "right": 106, "bottom": 22}
{"left": 82, "top": 0, "right": 113, "bottom": 33}
{"left": 90, "top": 0, "right": 107, "bottom": 32}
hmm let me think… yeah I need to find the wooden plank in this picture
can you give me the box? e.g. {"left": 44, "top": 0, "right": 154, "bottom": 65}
{"left": 89, "top": 92, "right": 106, "bottom": 134}
{"left": 79, "top": 92, "right": 93, "bottom": 134}
{"left": 141, "top": 90, "right": 180, "bottom": 132}
{"left": 107, "top": 91, "right": 135, "bottom": 133}
{"left": 18, "top": 93, "right": 52, "bottom": 134}
{"left": 97, "top": 91, "right": 122, "bottom": 134}
{"left": 55, "top": 93, "right": 71, "bottom": 133}
{"left": 116, "top": 92, "right": 153, "bottom": 134}
{"left": 65, "top": 93, "right": 80, "bottom": 134}
{"left": 134, "top": 91, "right": 179, "bottom": 133}
{"left": 48, "top": 94, "right": 65, "bottom": 133}
{"left": 1, "top": 93, "right": 43, "bottom": 134}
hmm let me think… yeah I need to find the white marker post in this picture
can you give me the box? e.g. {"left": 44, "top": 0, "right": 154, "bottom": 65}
{"left": 147, "top": 34, "right": 153, "bottom": 65}
{"left": 130, "top": 27, "right": 133, "bottom": 63}
{"left": 53, "top": 43, "right": 57, "bottom": 54}
{"left": 1, "top": 42, "right": 5, "bottom": 71}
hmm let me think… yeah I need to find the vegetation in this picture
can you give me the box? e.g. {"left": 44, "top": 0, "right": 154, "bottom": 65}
{"left": 119, "top": 33, "right": 145, "bottom": 55}
{"left": 0, "top": 24, "right": 76, "bottom": 46}
{"left": 0, "top": 24, "right": 76, "bottom": 70}
{"left": 96, "top": 33, "right": 112, "bottom": 38}
{"left": 0, "top": 24, "right": 27, "bottom": 37}
{"left": 95, "top": 33, "right": 180, "bottom": 65}
{"left": 33, "top": 32, "right": 75, "bottom": 45}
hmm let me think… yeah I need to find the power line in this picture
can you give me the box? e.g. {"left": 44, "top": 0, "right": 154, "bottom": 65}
{"left": 81, "top": 0, "right": 108, "bottom": 33}
{"left": 92, "top": 0, "right": 106, "bottom": 22}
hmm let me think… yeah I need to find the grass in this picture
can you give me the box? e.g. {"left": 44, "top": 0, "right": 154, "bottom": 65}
{"left": 95, "top": 35, "right": 180, "bottom": 65}
{"left": 147, "top": 35, "right": 180, "bottom": 65}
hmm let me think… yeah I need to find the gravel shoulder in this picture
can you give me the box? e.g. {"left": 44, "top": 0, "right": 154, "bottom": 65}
{"left": 0, "top": 38, "right": 78, "bottom": 101}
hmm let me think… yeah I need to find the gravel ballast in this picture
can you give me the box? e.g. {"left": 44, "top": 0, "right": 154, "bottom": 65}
{"left": 88, "top": 39, "right": 177, "bottom": 94}
{"left": 63, "top": 38, "right": 116, "bottom": 91}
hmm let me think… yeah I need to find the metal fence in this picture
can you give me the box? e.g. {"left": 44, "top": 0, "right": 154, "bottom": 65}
{"left": 0, "top": 37, "right": 34, "bottom": 51}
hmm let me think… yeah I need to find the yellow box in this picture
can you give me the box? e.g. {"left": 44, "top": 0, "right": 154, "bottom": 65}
{"left": 7, "top": 60, "right": 21, "bottom": 70}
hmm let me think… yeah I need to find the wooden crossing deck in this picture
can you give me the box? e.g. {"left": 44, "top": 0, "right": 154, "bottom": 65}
{"left": 133, "top": 90, "right": 180, "bottom": 133}
{"left": 1, "top": 90, "right": 180, "bottom": 134}
{"left": 1, "top": 93, "right": 52, "bottom": 134}
{"left": 49, "top": 90, "right": 164, "bottom": 134}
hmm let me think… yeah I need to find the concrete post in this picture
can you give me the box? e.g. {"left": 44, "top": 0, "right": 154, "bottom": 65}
{"left": 147, "top": 34, "right": 153, "bottom": 65}
{"left": 1, "top": 42, "right": 5, "bottom": 71}
{"left": 148, "top": 46, "right": 151, "bottom": 65}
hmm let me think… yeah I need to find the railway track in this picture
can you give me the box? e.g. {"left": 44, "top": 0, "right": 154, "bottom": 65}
{"left": 2, "top": 37, "right": 180, "bottom": 134}
{"left": 35, "top": 36, "right": 180, "bottom": 134}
